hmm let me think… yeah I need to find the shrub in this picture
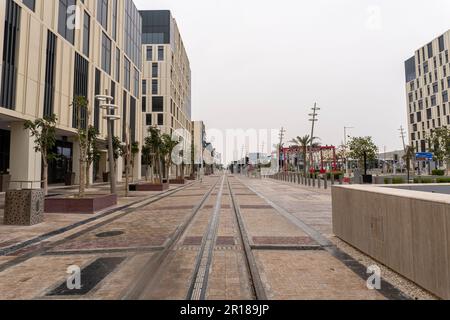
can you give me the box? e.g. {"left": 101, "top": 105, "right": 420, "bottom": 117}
{"left": 413, "top": 177, "right": 434, "bottom": 184}
{"left": 326, "top": 171, "right": 343, "bottom": 180}
{"left": 436, "top": 177, "right": 450, "bottom": 183}
{"left": 432, "top": 169, "right": 445, "bottom": 176}
{"left": 392, "top": 178, "right": 405, "bottom": 184}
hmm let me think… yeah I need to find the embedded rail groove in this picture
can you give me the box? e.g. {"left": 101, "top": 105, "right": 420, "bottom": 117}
{"left": 121, "top": 178, "right": 221, "bottom": 300}
{"left": 227, "top": 176, "right": 268, "bottom": 301}
{"left": 186, "top": 176, "right": 226, "bottom": 300}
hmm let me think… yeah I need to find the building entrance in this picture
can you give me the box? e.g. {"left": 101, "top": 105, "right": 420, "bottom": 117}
{"left": 48, "top": 140, "right": 73, "bottom": 184}
{"left": 0, "top": 129, "right": 10, "bottom": 174}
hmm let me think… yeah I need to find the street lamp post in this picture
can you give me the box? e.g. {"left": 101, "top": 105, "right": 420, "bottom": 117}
{"left": 95, "top": 93, "right": 120, "bottom": 195}
{"left": 308, "top": 103, "right": 320, "bottom": 173}
{"left": 344, "top": 126, "right": 354, "bottom": 177}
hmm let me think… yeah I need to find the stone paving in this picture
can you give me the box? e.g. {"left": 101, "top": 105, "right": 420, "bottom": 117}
{"left": 0, "top": 174, "right": 432, "bottom": 300}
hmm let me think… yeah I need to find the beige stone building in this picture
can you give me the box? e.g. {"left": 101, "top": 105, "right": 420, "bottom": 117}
{"left": 405, "top": 29, "right": 450, "bottom": 153}
{"left": 0, "top": 0, "right": 142, "bottom": 187}
{"left": 140, "top": 10, "right": 192, "bottom": 176}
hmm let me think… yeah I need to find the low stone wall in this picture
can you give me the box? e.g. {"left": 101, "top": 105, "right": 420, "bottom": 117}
{"left": 332, "top": 184, "right": 450, "bottom": 299}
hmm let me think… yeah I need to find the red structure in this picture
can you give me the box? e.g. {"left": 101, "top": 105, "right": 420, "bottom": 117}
{"left": 280, "top": 145, "right": 337, "bottom": 173}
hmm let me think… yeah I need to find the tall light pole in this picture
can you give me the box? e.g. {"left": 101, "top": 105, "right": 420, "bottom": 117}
{"left": 308, "top": 103, "right": 320, "bottom": 172}
{"left": 344, "top": 126, "right": 354, "bottom": 177}
{"left": 95, "top": 92, "right": 120, "bottom": 195}
{"left": 278, "top": 127, "right": 285, "bottom": 172}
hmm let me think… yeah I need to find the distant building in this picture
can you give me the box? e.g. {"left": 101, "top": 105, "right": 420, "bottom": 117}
{"left": 405, "top": 30, "right": 450, "bottom": 153}
{"left": 140, "top": 10, "right": 192, "bottom": 162}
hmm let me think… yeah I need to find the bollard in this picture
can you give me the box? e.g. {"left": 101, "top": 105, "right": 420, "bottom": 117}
{"left": 318, "top": 175, "right": 321, "bottom": 188}
{"left": 331, "top": 173, "right": 335, "bottom": 186}
{"left": 339, "top": 175, "right": 343, "bottom": 185}
{"left": 298, "top": 174, "right": 301, "bottom": 184}
{"left": 312, "top": 174, "right": 316, "bottom": 187}
{"left": 324, "top": 174, "right": 328, "bottom": 189}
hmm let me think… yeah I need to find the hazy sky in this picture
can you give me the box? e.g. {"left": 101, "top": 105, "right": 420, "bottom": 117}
{"left": 135, "top": 0, "right": 450, "bottom": 161}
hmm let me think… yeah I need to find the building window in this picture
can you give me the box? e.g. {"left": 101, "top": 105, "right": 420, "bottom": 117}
{"left": 43, "top": 31, "right": 57, "bottom": 117}
{"left": 146, "top": 46, "right": 153, "bottom": 61}
{"left": 157, "top": 113, "right": 164, "bottom": 126}
{"left": 97, "top": 0, "right": 108, "bottom": 30}
{"left": 142, "top": 80, "right": 147, "bottom": 95}
{"left": 152, "top": 80, "right": 158, "bottom": 95}
{"left": 146, "top": 114, "right": 152, "bottom": 126}
{"left": 427, "top": 43, "right": 433, "bottom": 59}
{"left": 134, "top": 67, "right": 140, "bottom": 97}
{"left": 142, "top": 96, "right": 147, "bottom": 112}
{"left": 439, "top": 35, "right": 445, "bottom": 52}
{"left": 72, "top": 53, "right": 89, "bottom": 129}
{"left": 83, "top": 11, "right": 90, "bottom": 57}
{"left": 112, "top": 0, "right": 117, "bottom": 40}
{"left": 22, "top": 0, "right": 35, "bottom": 11}
{"left": 152, "top": 96, "right": 164, "bottom": 112}
{"left": 94, "top": 69, "right": 101, "bottom": 130}
{"left": 443, "top": 91, "right": 449, "bottom": 103}
{"left": 115, "top": 48, "right": 121, "bottom": 82}
{"left": 130, "top": 97, "right": 136, "bottom": 142}
{"left": 58, "top": 0, "right": 75, "bottom": 44}
{"left": 158, "top": 46, "right": 164, "bottom": 61}
{"left": 122, "top": 91, "right": 127, "bottom": 142}
{"left": 152, "top": 63, "right": 158, "bottom": 77}
{"left": 101, "top": 32, "right": 112, "bottom": 74}
{"left": 431, "top": 95, "right": 437, "bottom": 106}
{"left": 0, "top": 0, "right": 21, "bottom": 110}
{"left": 124, "top": 58, "right": 131, "bottom": 90}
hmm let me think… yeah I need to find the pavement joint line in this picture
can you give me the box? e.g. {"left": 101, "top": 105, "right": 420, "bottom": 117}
{"left": 42, "top": 246, "right": 165, "bottom": 256}
{"left": 120, "top": 179, "right": 221, "bottom": 300}
{"left": 0, "top": 181, "right": 196, "bottom": 257}
{"left": 240, "top": 178, "right": 412, "bottom": 301}
{"left": 0, "top": 181, "right": 199, "bottom": 273}
{"left": 250, "top": 245, "right": 324, "bottom": 251}
{"left": 187, "top": 176, "right": 225, "bottom": 301}
{"left": 227, "top": 176, "right": 268, "bottom": 301}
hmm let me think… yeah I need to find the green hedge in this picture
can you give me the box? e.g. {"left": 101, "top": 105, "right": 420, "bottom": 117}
{"left": 436, "top": 177, "right": 450, "bottom": 183}
{"left": 432, "top": 169, "right": 445, "bottom": 176}
{"left": 385, "top": 177, "right": 405, "bottom": 184}
{"left": 413, "top": 178, "right": 434, "bottom": 184}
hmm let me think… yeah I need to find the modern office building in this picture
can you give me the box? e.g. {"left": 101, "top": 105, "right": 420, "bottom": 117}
{"left": 405, "top": 30, "right": 450, "bottom": 153}
{"left": 140, "top": 10, "right": 192, "bottom": 174}
{"left": 0, "top": 0, "right": 142, "bottom": 187}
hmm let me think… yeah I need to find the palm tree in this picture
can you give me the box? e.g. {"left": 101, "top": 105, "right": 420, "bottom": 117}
{"left": 290, "top": 135, "right": 320, "bottom": 175}
{"left": 402, "top": 145, "right": 416, "bottom": 183}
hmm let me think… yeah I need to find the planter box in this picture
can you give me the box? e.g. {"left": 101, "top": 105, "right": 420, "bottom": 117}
{"left": 4, "top": 189, "right": 44, "bottom": 226}
{"left": 169, "top": 179, "right": 186, "bottom": 185}
{"left": 129, "top": 182, "right": 169, "bottom": 192}
{"left": 332, "top": 184, "right": 450, "bottom": 299}
{"left": 45, "top": 194, "right": 117, "bottom": 214}
{"left": 0, "top": 174, "right": 11, "bottom": 192}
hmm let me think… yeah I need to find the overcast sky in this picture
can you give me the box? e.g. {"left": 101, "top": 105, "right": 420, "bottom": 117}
{"left": 135, "top": 0, "right": 450, "bottom": 162}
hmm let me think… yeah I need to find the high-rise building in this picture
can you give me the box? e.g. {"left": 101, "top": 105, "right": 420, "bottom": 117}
{"left": 405, "top": 30, "right": 450, "bottom": 153}
{"left": 0, "top": 0, "right": 142, "bottom": 187}
{"left": 140, "top": 10, "right": 192, "bottom": 171}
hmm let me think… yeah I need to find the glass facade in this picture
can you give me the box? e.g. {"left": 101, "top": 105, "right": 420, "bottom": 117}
{"left": 140, "top": 10, "right": 171, "bottom": 45}
{"left": 124, "top": 0, "right": 142, "bottom": 70}
{"left": 405, "top": 56, "right": 416, "bottom": 83}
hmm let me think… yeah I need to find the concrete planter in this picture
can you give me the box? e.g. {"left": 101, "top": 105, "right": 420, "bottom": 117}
{"left": 0, "top": 174, "right": 11, "bottom": 192}
{"left": 45, "top": 194, "right": 117, "bottom": 214}
{"left": 169, "top": 178, "right": 186, "bottom": 185}
{"left": 332, "top": 184, "right": 450, "bottom": 299}
{"left": 4, "top": 189, "right": 44, "bottom": 226}
{"left": 129, "top": 182, "right": 169, "bottom": 192}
